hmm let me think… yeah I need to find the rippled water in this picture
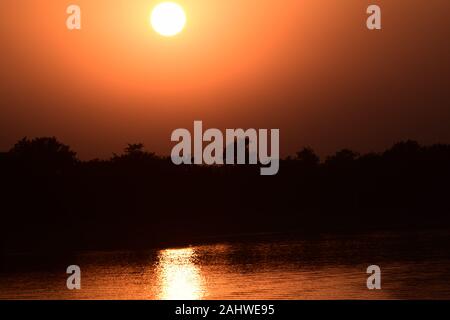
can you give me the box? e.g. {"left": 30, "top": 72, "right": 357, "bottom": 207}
{"left": 1, "top": 231, "right": 449, "bottom": 299}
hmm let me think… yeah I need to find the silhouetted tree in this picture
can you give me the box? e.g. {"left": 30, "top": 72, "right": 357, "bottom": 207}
{"left": 386, "top": 140, "right": 420, "bottom": 155}
{"left": 1, "top": 137, "right": 450, "bottom": 254}
{"left": 325, "top": 149, "right": 359, "bottom": 167}
{"left": 125, "top": 143, "right": 145, "bottom": 155}
{"left": 8, "top": 137, "right": 77, "bottom": 173}
{"left": 112, "top": 143, "right": 158, "bottom": 163}
{"left": 383, "top": 140, "right": 421, "bottom": 164}
{"left": 296, "top": 147, "right": 320, "bottom": 167}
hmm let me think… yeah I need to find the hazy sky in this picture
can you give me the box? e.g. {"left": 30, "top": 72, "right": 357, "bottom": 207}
{"left": 0, "top": 0, "right": 449, "bottom": 159}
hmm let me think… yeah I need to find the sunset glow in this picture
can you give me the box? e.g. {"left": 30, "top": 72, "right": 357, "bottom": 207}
{"left": 0, "top": 0, "right": 449, "bottom": 160}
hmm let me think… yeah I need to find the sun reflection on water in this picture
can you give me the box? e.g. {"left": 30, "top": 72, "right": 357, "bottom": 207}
{"left": 155, "top": 247, "right": 206, "bottom": 300}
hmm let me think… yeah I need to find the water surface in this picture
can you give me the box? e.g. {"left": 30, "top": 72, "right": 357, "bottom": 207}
{"left": 1, "top": 231, "right": 449, "bottom": 299}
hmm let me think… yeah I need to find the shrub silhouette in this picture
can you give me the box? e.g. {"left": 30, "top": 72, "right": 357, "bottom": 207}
{"left": 9, "top": 137, "right": 77, "bottom": 174}
{"left": 1, "top": 137, "right": 449, "bottom": 253}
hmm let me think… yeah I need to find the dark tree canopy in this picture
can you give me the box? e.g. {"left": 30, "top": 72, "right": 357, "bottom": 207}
{"left": 8, "top": 137, "right": 77, "bottom": 172}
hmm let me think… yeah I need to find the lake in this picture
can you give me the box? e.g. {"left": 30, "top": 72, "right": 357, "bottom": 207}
{"left": 1, "top": 230, "right": 449, "bottom": 299}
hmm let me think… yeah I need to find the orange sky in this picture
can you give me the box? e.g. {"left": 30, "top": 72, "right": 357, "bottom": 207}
{"left": 0, "top": 0, "right": 449, "bottom": 159}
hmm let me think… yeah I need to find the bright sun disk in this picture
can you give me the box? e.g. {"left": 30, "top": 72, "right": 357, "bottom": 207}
{"left": 150, "top": 2, "right": 186, "bottom": 37}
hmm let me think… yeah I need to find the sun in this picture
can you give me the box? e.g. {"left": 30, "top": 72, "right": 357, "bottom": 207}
{"left": 150, "top": 2, "right": 186, "bottom": 37}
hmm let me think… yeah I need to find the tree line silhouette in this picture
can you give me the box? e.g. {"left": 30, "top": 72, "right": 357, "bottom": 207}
{"left": 1, "top": 137, "right": 449, "bottom": 254}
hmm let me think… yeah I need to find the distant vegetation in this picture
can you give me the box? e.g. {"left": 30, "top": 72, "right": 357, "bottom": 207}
{"left": 1, "top": 137, "right": 449, "bottom": 253}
